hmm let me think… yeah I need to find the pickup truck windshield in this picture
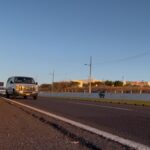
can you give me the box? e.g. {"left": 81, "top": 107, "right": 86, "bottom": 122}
{"left": 14, "top": 77, "right": 35, "bottom": 84}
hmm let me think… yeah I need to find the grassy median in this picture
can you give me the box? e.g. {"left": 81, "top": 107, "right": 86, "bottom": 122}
{"left": 47, "top": 96, "right": 150, "bottom": 107}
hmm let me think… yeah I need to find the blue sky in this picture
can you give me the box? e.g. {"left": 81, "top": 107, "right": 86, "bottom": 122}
{"left": 0, "top": 0, "right": 150, "bottom": 84}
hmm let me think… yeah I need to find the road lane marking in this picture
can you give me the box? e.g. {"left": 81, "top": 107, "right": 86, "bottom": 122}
{"left": 67, "top": 101, "right": 132, "bottom": 111}
{"left": 2, "top": 97, "right": 150, "bottom": 150}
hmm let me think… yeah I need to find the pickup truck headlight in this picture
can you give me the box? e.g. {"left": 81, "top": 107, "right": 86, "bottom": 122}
{"left": 16, "top": 85, "right": 24, "bottom": 91}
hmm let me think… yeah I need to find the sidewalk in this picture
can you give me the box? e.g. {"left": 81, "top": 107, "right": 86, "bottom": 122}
{"left": 0, "top": 99, "right": 88, "bottom": 150}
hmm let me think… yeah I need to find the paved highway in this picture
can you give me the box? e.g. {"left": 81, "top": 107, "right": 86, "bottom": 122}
{"left": 10, "top": 96, "right": 150, "bottom": 147}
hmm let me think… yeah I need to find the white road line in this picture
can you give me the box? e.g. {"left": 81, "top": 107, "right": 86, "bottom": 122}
{"left": 67, "top": 101, "right": 132, "bottom": 111}
{"left": 2, "top": 97, "right": 150, "bottom": 150}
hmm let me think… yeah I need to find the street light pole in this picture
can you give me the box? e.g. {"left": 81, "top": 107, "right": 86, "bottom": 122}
{"left": 89, "top": 56, "right": 92, "bottom": 94}
{"left": 85, "top": 56, "right": 92, "bottom": 94}
{"left": 52, "top": 70, "right": 55, "bottom": 93}
{"left": 50, "top": 70, "right": 55, "bottom": 93}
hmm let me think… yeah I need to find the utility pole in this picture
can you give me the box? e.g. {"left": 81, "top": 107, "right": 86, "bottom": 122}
{"left": 89, "top": 56, "right": 92, "bottom": 94}
{"left": 50, "top": 70, "right": 55, "bottom": 93}
{"left": 85, "top": 56, "right": 92, "bottom": 94}
{"left": 52, "top": 70, "right": 55, "bottom": 93}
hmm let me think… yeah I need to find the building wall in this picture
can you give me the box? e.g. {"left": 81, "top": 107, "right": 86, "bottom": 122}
{"left": 72, "top": 79, "right": 102, "bottom": 88}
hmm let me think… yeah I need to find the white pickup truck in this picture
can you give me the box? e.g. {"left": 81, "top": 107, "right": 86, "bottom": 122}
{"left": 6, "top": 76, "right": 38, "bottom": 99}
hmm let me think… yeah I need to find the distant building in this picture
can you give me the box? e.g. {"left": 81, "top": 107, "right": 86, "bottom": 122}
{"left": 72, "top": 79, "right": 102, "bottom": 88}
{"left": 148, "top": 82, "right": 150, "bottom": 86}
{"left": 125, "top": 81, "right": 150, "bottom": 87}
{"left": 123, "top": 81, "right": 127, "bottom": 86}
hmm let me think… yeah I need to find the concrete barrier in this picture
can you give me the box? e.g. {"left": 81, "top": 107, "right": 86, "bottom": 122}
{"left": 39, "top": 92, "right": 150, "bottom": 101}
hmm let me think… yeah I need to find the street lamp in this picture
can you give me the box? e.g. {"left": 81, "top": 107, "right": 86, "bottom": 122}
{"left": 85, "top": 56, "right": 92, "bottom": 94}
{"left": 50, "top": 70, "right": 55, "bottom": 93}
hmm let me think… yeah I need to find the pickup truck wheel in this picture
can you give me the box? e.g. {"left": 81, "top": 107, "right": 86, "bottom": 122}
{"left": 33, "top": 96, "right": 37, "bottom": 100}
{"left": 24, "top": 96, "right": 27, "bottom": 99}
{"left": 6, "top": 92, "right": 9, "bottom": 98}
{"left": 12, "top": 89, "right": 16, "bottom": 99}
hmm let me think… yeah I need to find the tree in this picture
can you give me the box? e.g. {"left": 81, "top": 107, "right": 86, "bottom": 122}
{"left": 105, "top": 80, "right": 114, "bottom": 86}
{"left": 114, "top": 80, "right": 123, "bottom": 87}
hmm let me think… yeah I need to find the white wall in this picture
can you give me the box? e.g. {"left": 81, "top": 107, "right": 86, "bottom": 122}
{"left": 39, "top": 92, "right": 150, "bottom": 101}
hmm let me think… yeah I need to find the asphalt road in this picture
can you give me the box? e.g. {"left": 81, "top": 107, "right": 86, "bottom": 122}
{"left": 10, "top": 96, "right": 150, "bottom": 147}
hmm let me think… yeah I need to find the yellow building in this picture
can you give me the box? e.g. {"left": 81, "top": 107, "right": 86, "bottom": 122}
{"left": 72, "top": 79, "right": 102, "bottom": 88}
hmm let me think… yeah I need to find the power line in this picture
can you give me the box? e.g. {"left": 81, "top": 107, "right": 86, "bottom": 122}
{"left": 94, "top": 51, "right": 150, "bottom": 65}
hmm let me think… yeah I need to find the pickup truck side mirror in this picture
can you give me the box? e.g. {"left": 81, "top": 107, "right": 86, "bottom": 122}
{"left": 35, "top": 82, "right": 38, "bottom": 85}
{"left": 10, "top": 81, "right": 14, "bottom": 84}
